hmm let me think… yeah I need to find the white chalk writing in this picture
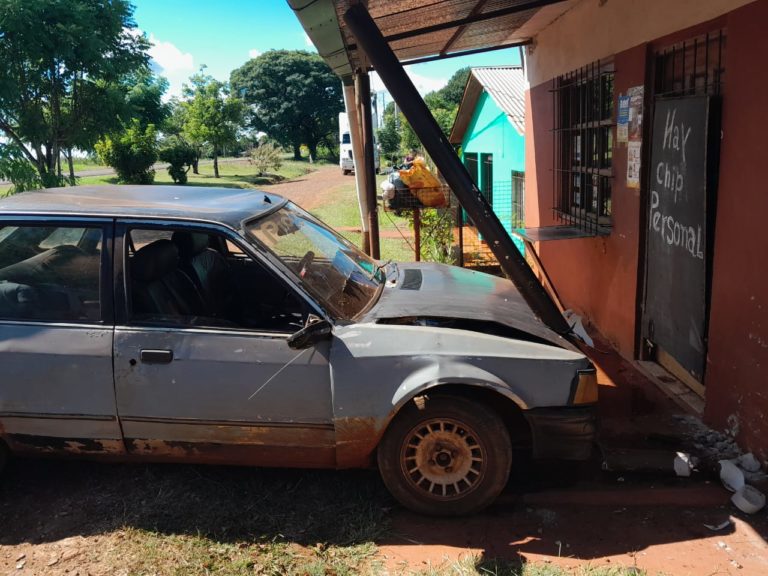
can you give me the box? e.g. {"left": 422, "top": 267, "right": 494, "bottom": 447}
{"left": 649, "top": 189, "right": 704, "bottom": 259}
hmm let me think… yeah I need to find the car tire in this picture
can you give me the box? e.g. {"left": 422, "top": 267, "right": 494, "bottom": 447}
{"left": 342, "top": 169, "right": 350, "bottom": 175}
{"left": 0, "top": 441, "right": 8, "bottom": 475}
{"left": 377, "top": 395, "right": 512, "bottom": 516}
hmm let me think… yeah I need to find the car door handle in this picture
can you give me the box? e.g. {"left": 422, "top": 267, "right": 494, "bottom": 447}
{"left": 140, "top": 349, "right": 174, "bottom": 364}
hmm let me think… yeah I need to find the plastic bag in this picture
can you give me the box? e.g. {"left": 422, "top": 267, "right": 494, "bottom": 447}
{"left": 398, "top": 158, "right": 446, "bottom": 207}
{"left": 398, "top": 158, "right": 441, "bottom": 189}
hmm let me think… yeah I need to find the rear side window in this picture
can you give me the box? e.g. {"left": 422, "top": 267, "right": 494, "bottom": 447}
{"left": 0, "top": 225, "right": 103, "bottom": 322}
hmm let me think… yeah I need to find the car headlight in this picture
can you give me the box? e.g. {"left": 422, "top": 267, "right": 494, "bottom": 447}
{"left": 572, "top": 368, "right": 598, "bottom": 404}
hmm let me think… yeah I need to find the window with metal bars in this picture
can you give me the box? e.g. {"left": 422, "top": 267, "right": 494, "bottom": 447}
{"left": 553, "top": 60, "right": 614, "bottom": 234}
{"left": 655, "top": 30, "right": 726, "bottom": 97}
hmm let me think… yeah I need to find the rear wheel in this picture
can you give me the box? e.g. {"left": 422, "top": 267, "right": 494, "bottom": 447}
{"left": 377, "top": 395, "right": 512, "bottom": 516}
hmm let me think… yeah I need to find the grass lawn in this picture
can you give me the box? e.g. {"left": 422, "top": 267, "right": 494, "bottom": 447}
{"left": 69, "top": 157, "right": 110, "bottom": 172}
{"left": 78, "top": 157, "right": 315, "bottom": 189}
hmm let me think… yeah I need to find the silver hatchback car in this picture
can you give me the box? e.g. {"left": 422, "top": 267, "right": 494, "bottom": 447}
{"left": 0, "top": 186, "right": 596, "bottom": 515}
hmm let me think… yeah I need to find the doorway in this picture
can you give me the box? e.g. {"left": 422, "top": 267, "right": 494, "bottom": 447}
{"left": 641, "top": 31, "right": 725, "bottom": 388}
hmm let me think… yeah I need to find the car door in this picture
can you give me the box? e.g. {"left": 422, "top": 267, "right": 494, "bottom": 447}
{"left": 112, "top": 221, "right": 336, "bottom": 467}
{"left": 0, "top": 218, "right": 124, "bottom": 455}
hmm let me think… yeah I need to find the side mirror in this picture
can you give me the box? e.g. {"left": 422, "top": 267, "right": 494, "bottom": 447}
{"left": 287, "top": 318, "right": 332, "bottom": 350}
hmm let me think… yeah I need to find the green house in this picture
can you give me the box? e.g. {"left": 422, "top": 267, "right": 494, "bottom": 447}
{"left": 450, "top": 66, "right": 526, "bottom": 252}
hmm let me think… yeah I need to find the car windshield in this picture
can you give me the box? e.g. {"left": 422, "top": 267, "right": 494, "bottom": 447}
{"left": 245, "top": 202, "right": 384, "bottom": 320}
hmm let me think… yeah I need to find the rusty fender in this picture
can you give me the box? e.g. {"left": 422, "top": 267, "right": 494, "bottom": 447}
{"left": 334, "top": 416, "right": 384, "bottom": 469}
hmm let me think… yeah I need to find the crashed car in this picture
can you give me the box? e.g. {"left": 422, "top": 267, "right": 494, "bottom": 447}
{"left": 0, "top": 186, "right": 596, "bottom": 515}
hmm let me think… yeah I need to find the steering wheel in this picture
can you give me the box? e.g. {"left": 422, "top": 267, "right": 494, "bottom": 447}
{"left": 297, "top": 250, "right": 315, "bottom": 278}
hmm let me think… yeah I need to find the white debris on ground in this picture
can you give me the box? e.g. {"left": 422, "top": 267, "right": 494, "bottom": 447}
{"left": 670, "top": 414, "right": 767, "bottom": 515}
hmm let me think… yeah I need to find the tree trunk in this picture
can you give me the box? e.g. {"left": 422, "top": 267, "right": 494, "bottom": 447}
{"left": 213, "top": 151, "right": 219, "bottom": 178}
{"left": 308, "top": 142, "right": 318, "bottom": 163}
{"left": 192, "top": 156, "right": 199, "bottom": 175}
{"left": 66, "top": 149, "right": 75, "bottom": 183}
{"left": 292, "top": 142, "right": 301, "bottom": 160}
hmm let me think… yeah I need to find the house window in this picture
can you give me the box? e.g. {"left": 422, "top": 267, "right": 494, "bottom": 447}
{"left": 511, "top": 170, "right": 525, "bottom": 228}
{"left": 553, "top": 60, "right": 614, "bottom": 234}
{"left": 655, "top": 30, "right": 726, "bottom": 97}
{"left": 480, "top": 153, "right": 493, "bottom": 206}
{"left": 463, "top": 152, "right": 478, "bottom": 184}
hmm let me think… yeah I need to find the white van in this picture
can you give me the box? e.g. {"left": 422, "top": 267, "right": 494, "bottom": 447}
{"left": 339, "top": 112, "right": 379, "bottom": 175}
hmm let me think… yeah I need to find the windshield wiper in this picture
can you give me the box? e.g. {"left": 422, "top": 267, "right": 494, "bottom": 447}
{"left": 371, "top": 259, "right": 392, "bottom": 281}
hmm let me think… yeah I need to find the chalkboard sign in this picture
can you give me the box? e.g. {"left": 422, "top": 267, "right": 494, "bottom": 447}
{"left": 643, "top": 95, "right": 717, "bottom": 381}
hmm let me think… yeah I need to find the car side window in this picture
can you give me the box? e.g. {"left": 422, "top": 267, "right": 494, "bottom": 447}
{"left": 0, "top": 224, "right": 102, "bottom": 323}
{"left": 125, "top": 227, "right": 308, "bottom": 332}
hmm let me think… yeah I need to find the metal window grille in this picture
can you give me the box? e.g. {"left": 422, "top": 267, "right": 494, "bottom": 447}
{"left": 552, "top": 60, "right": 614, "bottom": 235}
{"left": 457, "top": 176, "right": 525, "bottom": 269}
{"left": 655, "top": 30, "right": 726, "bottom": 97}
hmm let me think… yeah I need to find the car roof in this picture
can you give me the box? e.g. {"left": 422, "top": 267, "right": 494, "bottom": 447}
{"left": 0, "top": 185, "right": 286, "bottom": 229}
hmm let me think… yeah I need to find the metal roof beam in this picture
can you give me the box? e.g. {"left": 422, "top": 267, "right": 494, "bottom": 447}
{"left": 400, "top": 39, "right": 530, "bottom": 67}
{"left": 346, "top": 0, "right": 567, "bottom": 50}
{"left": 439, "top": 0, "right": 489, "bottom": 56}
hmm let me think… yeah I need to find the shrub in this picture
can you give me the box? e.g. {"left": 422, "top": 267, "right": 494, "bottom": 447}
{"left": 0, "top": 144, "right": 44, "bottom": 194}
{"left": 95, "top": 121, "right": 158, "bottom": 184}
{"left": 159, "top": 138, "right": 197, "bottom": 184}
{"left": 411, "top": 208, "right": 456, "bottom": 264}
{"left": 248, "top": 142, "right": 283, "bottom": 175}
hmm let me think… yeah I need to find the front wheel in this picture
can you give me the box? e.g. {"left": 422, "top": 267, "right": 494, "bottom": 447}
{"left": 377, "top": 395, "right": 512, "bottom": 516}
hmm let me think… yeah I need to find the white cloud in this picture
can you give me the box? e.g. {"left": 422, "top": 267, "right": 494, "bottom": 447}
{"left": 249, "top": 48, "right": 262, "bottom": 59}
{"left": 304, "top": 32, "right": 314, "bottom": 47}
{"left": 139, "top": 31, "right": 195, "bottom": 99}
{"left": 370, "top": 71, "right": 447, "bottom": 96}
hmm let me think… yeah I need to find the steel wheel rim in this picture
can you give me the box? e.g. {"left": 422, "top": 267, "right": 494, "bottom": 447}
{"left": 400, "top": 417, "right": 486, "bottom": 501}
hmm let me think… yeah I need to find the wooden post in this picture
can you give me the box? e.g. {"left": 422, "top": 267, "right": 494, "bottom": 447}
{"left": 413, "top": 207, "right": 421, "bottom": 262}
{"left": 355, "top": 70, "right": 380, "bottom": 259}
{"left": 457, "top": 206, "right": 464, "bottom": 267}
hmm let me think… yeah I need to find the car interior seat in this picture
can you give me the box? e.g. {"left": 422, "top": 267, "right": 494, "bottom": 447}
{"left": 171, "top": 231, "right": 235, "bottom": 319}
{"left": 130, "top": 239, "right": 206, "bottom": 319}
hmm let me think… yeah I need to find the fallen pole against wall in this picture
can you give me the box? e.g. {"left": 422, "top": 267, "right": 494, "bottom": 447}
{"left": 343, "top": 3, "right": 571, "bottom": 335}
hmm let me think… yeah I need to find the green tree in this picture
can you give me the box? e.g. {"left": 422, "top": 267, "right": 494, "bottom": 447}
{"left": 182, "top": 71, "right": 244, "bottom": 178}
{"left": 0, "top": 143, "right": 42, "bottom": 193}
{"left": 0, "top": 0, "right": 149, "bottom": 185}
{"left": 95, "top": 120, "right": 158, "bottom": 184}
{"left": 124, "top": 70, "right": 171, "bottom": 129}
{"left": 231, "top": 50, "right": 343, "bottom": 160}
{"left": 377, "top": 102, "right": 401, "bottom": 165}
{"left": 159, "top": 137, "right": 196, "bottom": 184}
{"left": 438, "top": 67, "right": 471, "bottom": 108}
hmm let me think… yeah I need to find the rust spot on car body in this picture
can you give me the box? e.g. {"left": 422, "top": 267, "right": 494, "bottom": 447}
{"left": 334, "top": 416, "right": 384, "bottom": 468}
{"left": 7, "top": 434, "right": 124, "bottom": 455}
{"left": 124, "top": 437, "right": 336, "bottom": 468}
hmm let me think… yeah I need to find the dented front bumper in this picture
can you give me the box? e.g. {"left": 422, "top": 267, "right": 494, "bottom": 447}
{"left": 525, "top": 406, "right": 597, "bottom": 461}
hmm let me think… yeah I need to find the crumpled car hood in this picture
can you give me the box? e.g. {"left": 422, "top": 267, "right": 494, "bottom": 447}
{"left": 362, "top": 262, "right": 572, "bottom": 348}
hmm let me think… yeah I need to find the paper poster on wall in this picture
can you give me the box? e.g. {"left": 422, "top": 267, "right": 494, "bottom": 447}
{"left": 617, "top": 95, "right": 630, "bottom": 144}
{"left": 628, "top": 86, "right": 644, "bottom": 143}
{"left": 627, "top": 141, "right": 642, "bottom": 188}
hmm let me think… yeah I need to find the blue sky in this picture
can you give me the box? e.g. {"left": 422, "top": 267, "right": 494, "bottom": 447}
{"left": 133, "top": 0, "right": 522, "bottom": 99}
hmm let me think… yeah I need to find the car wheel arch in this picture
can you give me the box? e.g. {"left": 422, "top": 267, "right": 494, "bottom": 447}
{"left": 379, "top": 379, "right": 533, "bottom": 454}
{"left": 389, "top": 361, "right": 529, "bottom": 415}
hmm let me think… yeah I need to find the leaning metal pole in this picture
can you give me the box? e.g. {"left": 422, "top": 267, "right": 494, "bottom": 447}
{"left": 343, "top": 3, "right": 570, "bottom": 335}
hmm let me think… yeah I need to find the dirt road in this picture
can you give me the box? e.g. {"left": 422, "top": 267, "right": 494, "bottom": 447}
{"left": 261, "top": 163, "right": 353, "bottom": 210}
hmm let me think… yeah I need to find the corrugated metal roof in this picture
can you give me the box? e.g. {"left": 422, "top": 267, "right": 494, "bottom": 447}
{"left": 288, "top": 0, "right": 575, "bottom": 81}
{"left": 450, "top": 66, "right": 526, "bottom": 143}
{"left": 472, "top": 66, "right": 526, "bottom": 135}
